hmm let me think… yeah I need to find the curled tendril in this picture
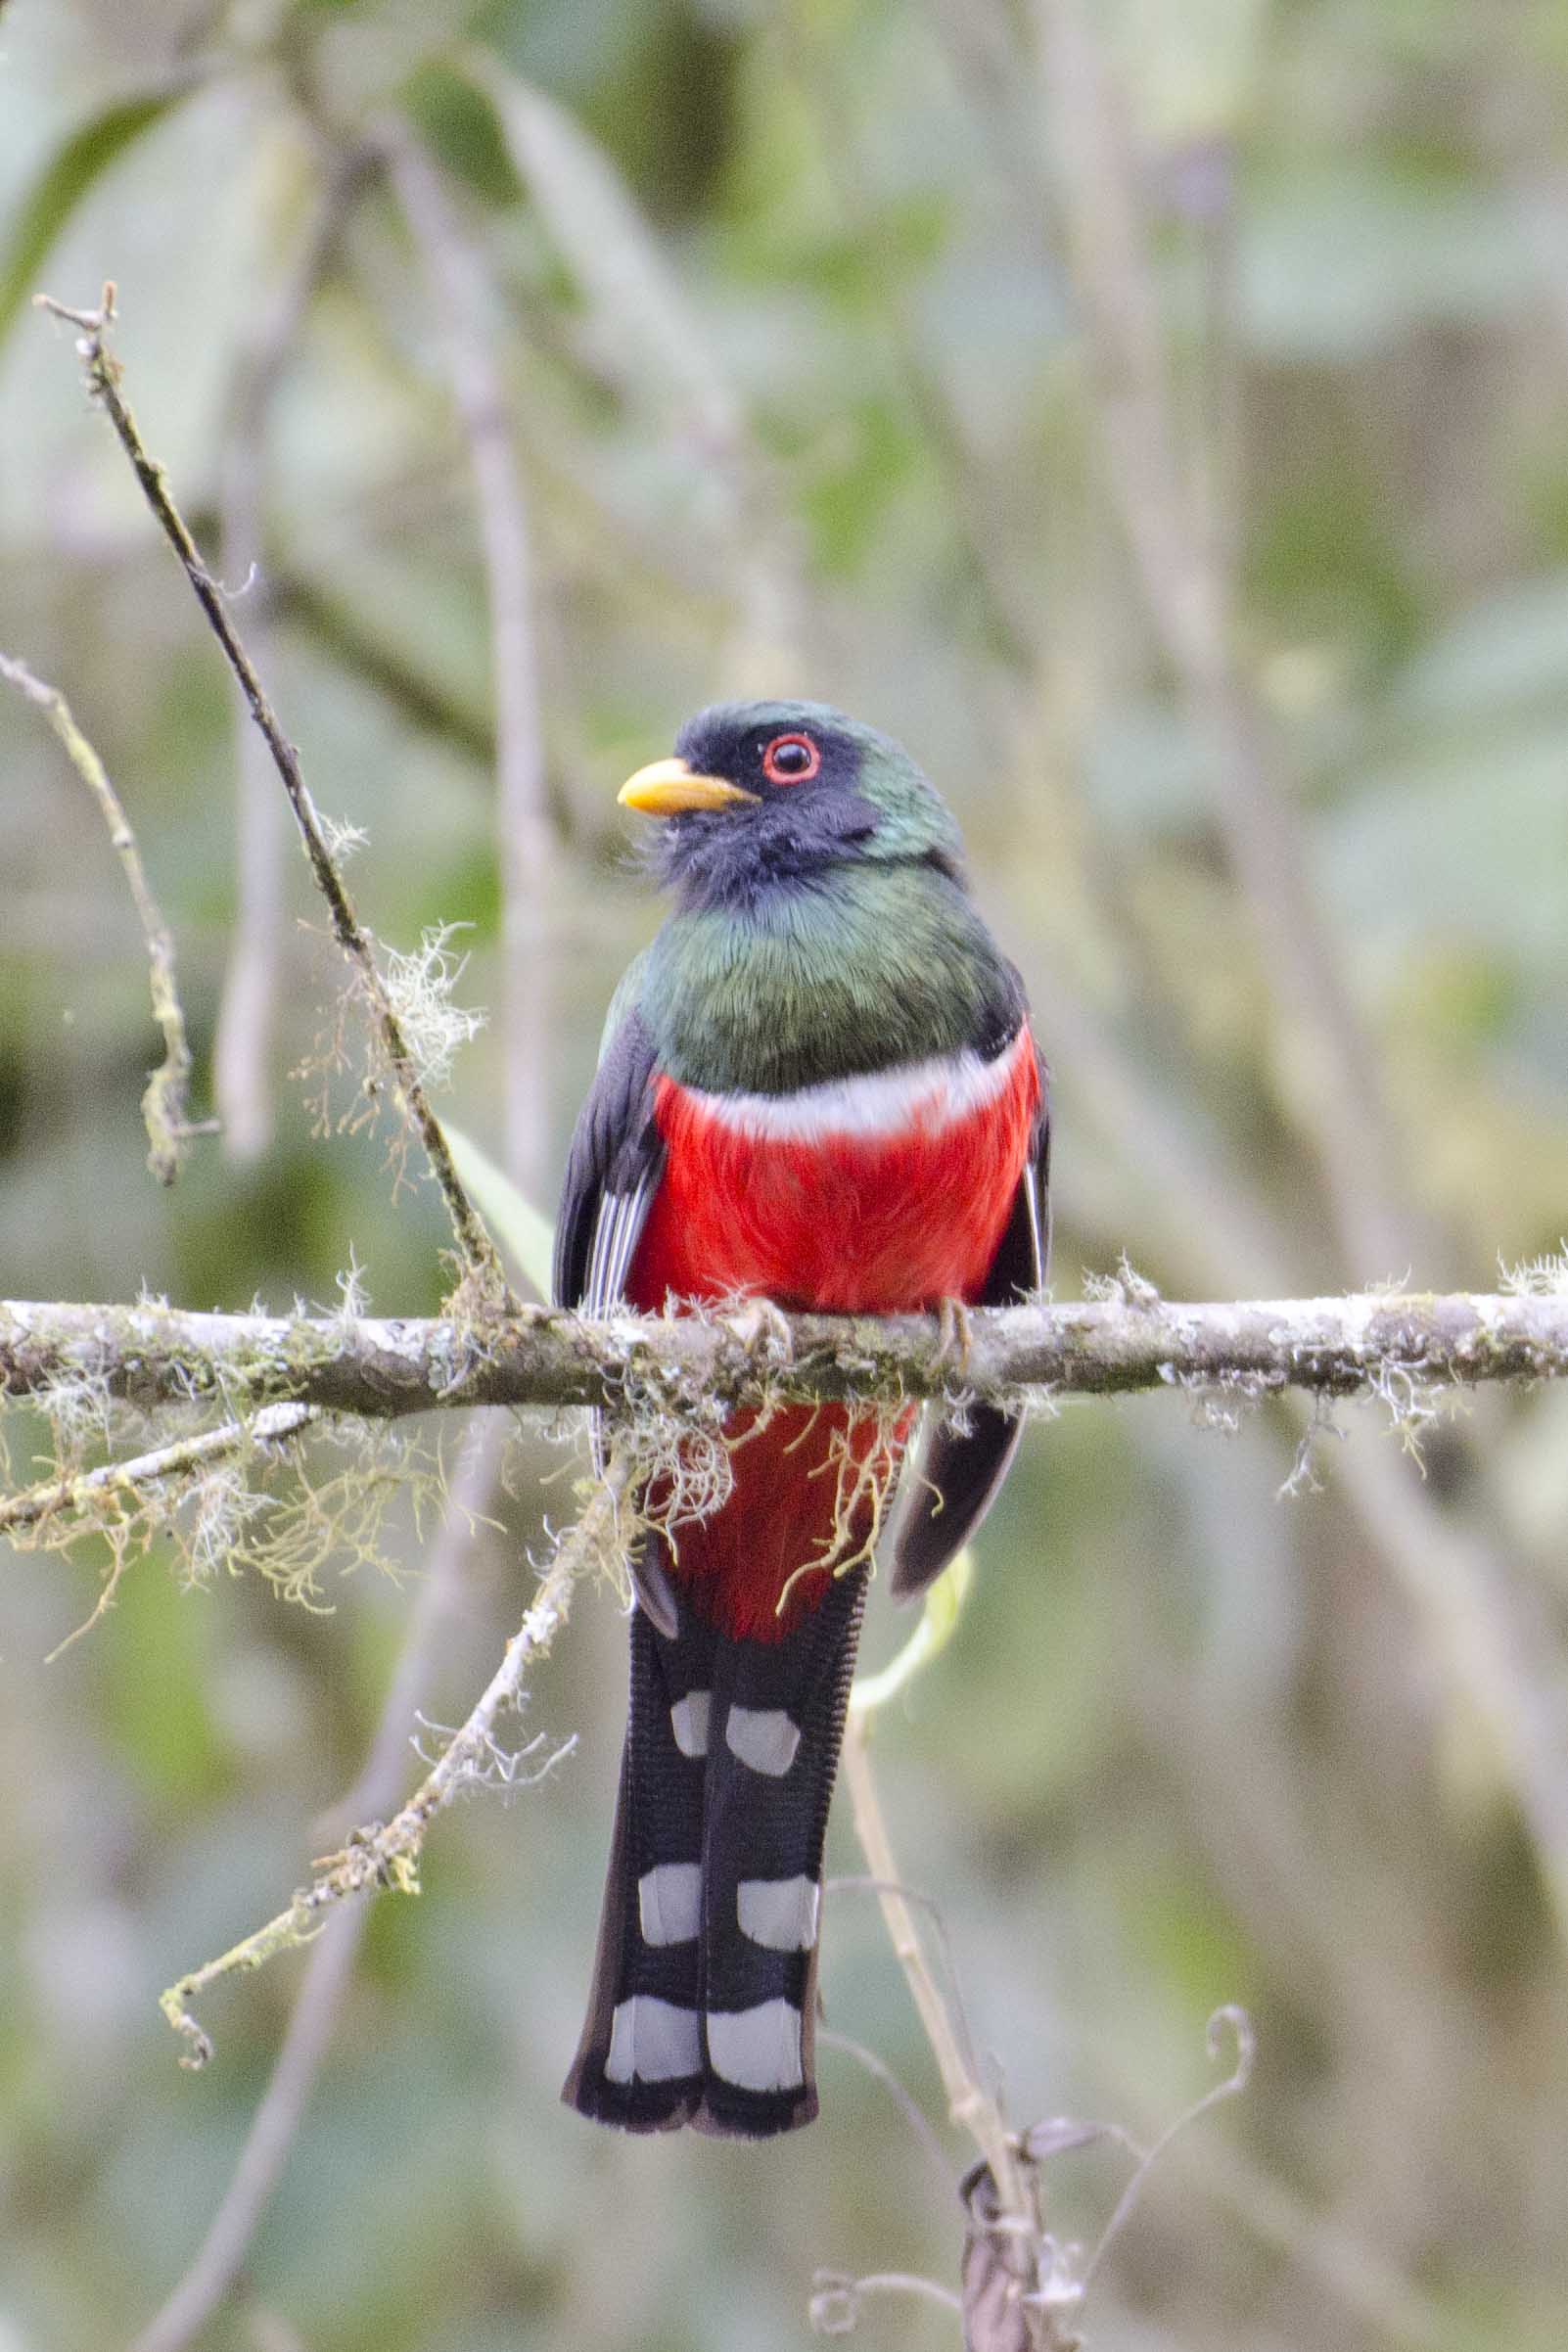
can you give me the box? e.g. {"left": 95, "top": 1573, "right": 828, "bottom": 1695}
{"left": 1080, "top": 2003, "right": 1257, "bottom": 2287}
{"left": 808, "top": 2269, "right": 960, "bottom": 2336}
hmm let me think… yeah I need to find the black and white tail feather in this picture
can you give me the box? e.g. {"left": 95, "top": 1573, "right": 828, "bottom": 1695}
{"left": 563, "top": 1554, "right": 866, "bottom": 2136}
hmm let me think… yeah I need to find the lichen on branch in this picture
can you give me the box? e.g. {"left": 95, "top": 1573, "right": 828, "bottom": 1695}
{"left": 2, "top": 1287, "right": 1565, "bottom": 1430}
{"left": 157, "top": 1441, "right": 635, "bottom": 2069}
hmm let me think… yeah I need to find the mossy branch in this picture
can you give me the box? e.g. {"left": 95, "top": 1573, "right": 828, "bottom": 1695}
{"left": 0, "top": 1401, "right": 315, "bottom": 1537}
{"left": 2, "top": 1286, "right": 1566, "bottom": 1427}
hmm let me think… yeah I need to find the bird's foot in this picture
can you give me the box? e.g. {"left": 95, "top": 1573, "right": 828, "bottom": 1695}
{"left": 727, "top": 1295, "right": 795, "bottom": 1367}
{"left": 933, "top": 1295, "right": 975, "bottom": 1378}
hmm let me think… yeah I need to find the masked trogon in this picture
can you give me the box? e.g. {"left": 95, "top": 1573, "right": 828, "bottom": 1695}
{"left": 555, "top": 702, "right": 1049, "bottom": 2138}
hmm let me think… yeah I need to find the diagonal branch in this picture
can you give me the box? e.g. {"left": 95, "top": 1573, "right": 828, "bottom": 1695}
{"left": 156, "top": 1438, "right": 632, "bottom": 2069}
{"left": 213, "top": 145, "right": 377, "bottom": 1165}
{"left": 35, "top": 286, "right": 509, "bottom": 1299}
{"left": 126, "top": 1419, "right": 504, "bottom": 2352}
{"left": 841, "top": 1713, "right": 1063, "bottom": 2348}
{"left": 0, "top": 1401, "right": 314, "bottom": 1536}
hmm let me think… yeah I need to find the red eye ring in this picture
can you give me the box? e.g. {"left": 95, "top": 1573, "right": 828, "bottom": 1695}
{"left": 761, "top": 731, "right": 821, "bottom": 787}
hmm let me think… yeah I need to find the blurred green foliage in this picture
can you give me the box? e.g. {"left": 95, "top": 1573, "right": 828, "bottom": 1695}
{"left": 3, "top": 1, "right": 1568, "bottom": 2348}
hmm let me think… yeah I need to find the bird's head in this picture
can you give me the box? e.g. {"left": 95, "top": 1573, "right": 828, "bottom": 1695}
{"left": 618, "top": 700, "right": 964, "bottom": 913}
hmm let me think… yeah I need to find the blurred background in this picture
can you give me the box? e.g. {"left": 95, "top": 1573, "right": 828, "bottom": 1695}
{"left": 3, "top": 1, "right": 1568, "bottom": 2347}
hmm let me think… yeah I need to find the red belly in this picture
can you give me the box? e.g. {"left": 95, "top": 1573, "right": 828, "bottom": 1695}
{"left": 625, "top": 1034, "right": 1038, "bottom": 1638}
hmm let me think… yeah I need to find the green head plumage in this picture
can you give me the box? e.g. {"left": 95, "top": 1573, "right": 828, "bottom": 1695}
{"left": 616, "top": 701, "right": 1022, "bottom": 1095}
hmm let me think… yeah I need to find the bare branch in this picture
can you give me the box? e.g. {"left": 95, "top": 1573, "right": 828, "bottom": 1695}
{"left": 35, "top": 286, "right": 509, "bottom": 1298}
{"left": 0, "top": 649, "right": 211, "bottom": 1183}
{"left": 841, "top": 1716, "right": 1073, "bottom": 2350}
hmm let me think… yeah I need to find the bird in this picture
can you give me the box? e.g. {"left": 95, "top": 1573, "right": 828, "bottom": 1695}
{"left": 555, "top": 700, "right": 1049, "bottom": 2138}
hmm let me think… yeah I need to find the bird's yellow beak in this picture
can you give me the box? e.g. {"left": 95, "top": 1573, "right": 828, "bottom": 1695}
{"left": 617, "top": 757, "right": 760, "bottom": 816}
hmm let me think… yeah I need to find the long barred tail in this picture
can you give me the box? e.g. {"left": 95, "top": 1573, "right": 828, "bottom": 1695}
{"left": 560, "top": 1564, "right": 713, "bottom": 2133}
{"left": 563, "top": 1554, "right": 867, "bottom": 2137}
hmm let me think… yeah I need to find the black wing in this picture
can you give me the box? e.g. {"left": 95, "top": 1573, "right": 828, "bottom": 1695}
{"left": 555, "top": 1008, "right": 680, "bottom": 1636}
{"left": 886, "top": 1039, "right": 1050, "bottom": 1601}
{"left": 554, "top": 1008, "right": 664, "bottom": 1314}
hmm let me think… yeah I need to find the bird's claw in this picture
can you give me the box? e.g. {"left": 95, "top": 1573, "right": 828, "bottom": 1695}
{"left": 727, "top": 1295, "right": 795, "bottom": 1366}
{"left": 933, "top": 1296, "right": 974, "bottom": 1377}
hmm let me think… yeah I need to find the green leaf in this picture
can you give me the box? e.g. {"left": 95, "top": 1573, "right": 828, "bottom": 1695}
{"left": 443, "top": 1121, "right": 556, "bottom": 1301}
{"left": 850, "top": 1548, "right": 974, "bottom": 1716}
{"left": 0, "top": 82, "right": 196, "bottom": 351}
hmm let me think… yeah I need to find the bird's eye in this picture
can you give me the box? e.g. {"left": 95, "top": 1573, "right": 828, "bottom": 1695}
{"left": 761, "top": 732, "right": 820, "bottom": 786}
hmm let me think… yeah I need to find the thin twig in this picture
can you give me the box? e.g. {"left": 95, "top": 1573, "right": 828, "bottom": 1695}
{"left": 0, "top": 650, "right": 212, "bottom": 1183}
{"left": 1080, "top": 2006, "right": 1254, "bottom": 2286}
{"left": 213, "top": 148, "right": 376, "bottom": 1164}
{"left": 127, "top": 1418, "right": 506, "bottom": 2352}
{"left": 4, "top": 1399, "right": 316, "bottom": 1661}
{"left": 809, "top": 2269, "right": 964, "bottom": 2329}
{"left": 0, "top": 1401, "right": 313, "bottom": 1535}
{"left": 841, "top": 1717, "right": 1039, "bottom": 2275}
{"left": 35, "top": 287, "right": 509, "bottom": 1298}
{"left": 156, "top": 1440, "right": 630, "bottom": 2067}
{"left": 817, "top": 2027, "right": 955, "bottom": 2191}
